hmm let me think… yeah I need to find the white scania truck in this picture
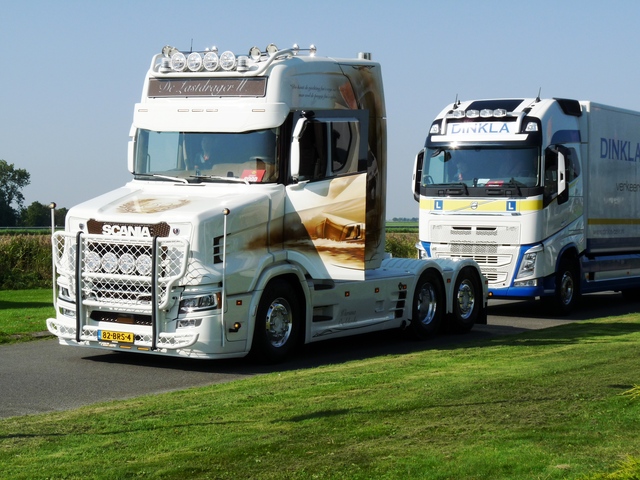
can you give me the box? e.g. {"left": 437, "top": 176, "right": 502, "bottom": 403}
{"left": 413, "top": 97, "right": 640, "bottom": 314}
{"left": 46, "top": 43, "right": 486, "bottom": 361}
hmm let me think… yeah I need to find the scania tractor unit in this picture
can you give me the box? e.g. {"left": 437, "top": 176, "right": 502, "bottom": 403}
{"left": 46, "top": 43, "right": 486, "bottom": 361}
{"left": 413, "top": 97, "right": 640, "bottom": 314}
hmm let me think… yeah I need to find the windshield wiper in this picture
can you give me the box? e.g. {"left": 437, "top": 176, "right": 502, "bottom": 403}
{"left": 504, "top": 178, "right": 523, "bottom": 196}
{"left": 190, "top": 174, "right": 250, "bottom": 185}
{"left": 451, "top": 182, "right": 469, "bottom": 195}
{"left": 135, "top": 173, "right": 189, "bottom": 184}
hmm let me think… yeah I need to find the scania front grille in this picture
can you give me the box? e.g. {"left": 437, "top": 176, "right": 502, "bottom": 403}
{"left": 53, "top": 232, "right": 189, "bottom": 311}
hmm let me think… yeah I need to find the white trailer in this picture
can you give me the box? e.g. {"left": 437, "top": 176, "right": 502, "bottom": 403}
{"left": 413, "top": 97, "right": 640, "bottom": 314}
{"left": 47, "top": 43, "right": 486, "bottom": 361}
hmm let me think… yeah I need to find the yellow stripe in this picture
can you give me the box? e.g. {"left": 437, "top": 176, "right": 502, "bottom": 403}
{"left": 420, "top": 198, "right": 542, "bottom": 212}
{"left": 588, "top": 218, "right": 640, "bottom": 225}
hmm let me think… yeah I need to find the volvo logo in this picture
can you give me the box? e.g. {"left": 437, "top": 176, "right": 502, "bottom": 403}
{"left": 470, "top": 201, "right": 478, "bottom": 210}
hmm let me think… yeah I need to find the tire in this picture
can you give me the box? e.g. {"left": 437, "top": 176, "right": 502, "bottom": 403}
{"left": 547, "top": 256, "right": 580, "bottom": 316}
{"left": 410, "top": 270, "right": 445, "bottom": 339}
{"left": 448, "top": 267, "right": 481, "bottom": 333}
{"left": 252, "top": 279, "right": 302, "bottom": 363}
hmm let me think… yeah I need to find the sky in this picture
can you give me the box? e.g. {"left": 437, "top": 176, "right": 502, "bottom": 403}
{"left": 2, "top": 0, "right": 640, "bottom": 220}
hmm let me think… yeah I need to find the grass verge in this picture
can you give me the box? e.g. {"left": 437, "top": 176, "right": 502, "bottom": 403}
{"left": 1, "top": 315, "right": 639, "bottom": 479}
{"left": 0, "top": 289, "right": 54, "bottom": 344}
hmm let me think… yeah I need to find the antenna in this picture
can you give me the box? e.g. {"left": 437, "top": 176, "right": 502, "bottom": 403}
{"left": 190, "top": 38, "right": 193, "bottom": 53}
{"left": 453, "top": 93, "right": 460, "bottom": 109}
{"left": 536, "top": 87, "right": 541, "bottom": 102}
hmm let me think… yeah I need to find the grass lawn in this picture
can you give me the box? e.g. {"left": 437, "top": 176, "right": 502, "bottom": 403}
{"left": 0, "top": 288, "right": 54, "bottom": 344}
{"left": 1, "top": 314, "right": 639, "bottom": 479}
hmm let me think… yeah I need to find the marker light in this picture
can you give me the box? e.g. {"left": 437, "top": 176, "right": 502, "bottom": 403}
{"left": 249, "top": 46, "right": 261, "bottom": 61}
{"left": 162, "top": 45, "right": 179, "bottom": 57}
{"left": 237, "top": 56, "right": 249, "bottom": 72}
{"left": 452, "top": 110, "right": 465, "bottom": 119}
{"left": 203, "top": 51, "right": 219, "bottom": 71}
{"left": 494, "top": 109, "right": 507, "bottom": 117}
{"left": 466, "top": 109, "right": 479, "bottom": 118}
{"left": 170, "top": 52, "right": 187, "bottom": 71}
{"left": 525, "top": 122, "right": 539, "bottom": 132}
{"left": 480, "top": 109, "right": 493, "bottom": 118}
{"left": 430, "top": 124, "right": 440, "bottom": 134}
{"left": 219, "top": 51, "right": 236, "bottom": 71}
{"left": 309, "top": 44, "right": 317, "bottom": 56}
{"left": 187, "top": 52, "right": 203, "bottom": 72}
{"left": 266, "top": 43, "right": 278, "bottom": 56}
{"left": 292, "top": 44, "right": 300, "bottom": 55}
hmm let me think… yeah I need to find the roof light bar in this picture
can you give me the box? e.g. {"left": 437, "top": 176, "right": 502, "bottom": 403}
{"left": 158, "top": 43, "right": 320, "bottom": 73}
{"left": 449, "top": 108, "right": 513, "bottom": 119}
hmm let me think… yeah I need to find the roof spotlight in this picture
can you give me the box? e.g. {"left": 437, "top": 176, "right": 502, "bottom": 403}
{"left": 203, "top": 51, "right": 219, "bottom": 71}
{"left": 219, "top": 51, "right": 237, "bottom": 71}
{"left": 266, "top": 43, "right": 278, "bottom": 56}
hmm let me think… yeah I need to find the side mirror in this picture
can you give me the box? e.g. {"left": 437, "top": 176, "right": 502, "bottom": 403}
{"left": 290, "top": 117, "right": 308, "bottom": 182}
{"left": 127, "top": 139, "right": 135, "bottom": 174}
{"left": 413, "top": 149, "right": 425, "bottom": 201}
{"left": 557, "top": 149, "right": 568, "bottom": 205}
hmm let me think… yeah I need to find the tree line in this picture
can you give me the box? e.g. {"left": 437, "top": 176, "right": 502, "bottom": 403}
{"left": 0, "top": 159, "right": 67, "bottom": 228}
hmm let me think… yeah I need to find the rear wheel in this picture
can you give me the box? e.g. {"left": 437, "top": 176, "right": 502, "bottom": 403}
{"left": 410, "top": 270, "right": 445, "bottom": 339}
{"left": 252, "top": 279, "right": 302, "bottom": 363}
{"left": 448, "top": 267, "right": 481, "bottom": 333}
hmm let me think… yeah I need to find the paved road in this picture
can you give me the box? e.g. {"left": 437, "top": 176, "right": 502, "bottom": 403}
{"left": 1, "top": 293, "right": 637, "bottom": 419}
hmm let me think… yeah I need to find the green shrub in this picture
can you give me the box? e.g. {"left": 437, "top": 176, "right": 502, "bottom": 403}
{"left": 0, "top": 235, "right": 52, "bottom": 289}
{"left": 385, "top": 232, "right": 419, "bottom": 258}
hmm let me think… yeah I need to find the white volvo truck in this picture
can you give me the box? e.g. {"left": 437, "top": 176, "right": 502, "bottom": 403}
{"left": 413, "top": 97, "right": 640, "bottom": 314}
{"left": 47, "top": 43, "right": 486, "bottom": 361}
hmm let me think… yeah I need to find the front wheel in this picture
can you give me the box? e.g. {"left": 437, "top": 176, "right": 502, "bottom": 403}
{"left": 448, "top": 267, "right": 482, "bottom": 333}
{"left": 409, "top": 270, "right": 445, "bottom": 339}
{"left": 546, "top": 256, "right": 580, "bottom": 316}
{"left": 252, "top": 280, "right": 302, "bottom": 363}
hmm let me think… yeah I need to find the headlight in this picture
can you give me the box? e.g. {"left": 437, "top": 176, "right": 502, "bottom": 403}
{"left": 179, "top": 293, "right": 221, "bottom": 314}
{"left": 518, "top": 252, "right": 537, "bottom": 277}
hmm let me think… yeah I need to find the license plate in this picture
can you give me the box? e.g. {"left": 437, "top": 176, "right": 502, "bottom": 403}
{"left": 98, "top": 330, "right": 134, "bottom": 343}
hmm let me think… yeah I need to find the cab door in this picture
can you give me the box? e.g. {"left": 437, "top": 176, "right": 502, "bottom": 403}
{"left": 284, "top": 110, "right": 369, "bottom": 280}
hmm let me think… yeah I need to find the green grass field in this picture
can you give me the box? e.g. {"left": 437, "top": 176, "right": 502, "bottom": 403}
{"left": 1, "top": 290, "right": 639, "bottom": 479}
{"left": 0, "top": 289, "right": 54, "bottom": 344}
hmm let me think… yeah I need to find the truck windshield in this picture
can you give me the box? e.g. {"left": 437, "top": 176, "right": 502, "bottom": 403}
{"left": 422, "top": 146, "right": 539, "bottom": 188}
{"left": 134, "top": 129, "right": 279, "bottom": 183}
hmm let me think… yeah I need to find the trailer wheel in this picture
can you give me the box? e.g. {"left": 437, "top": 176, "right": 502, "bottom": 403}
{"left": 449, "top": 267, "right": 481, "bottom": 333}
{"left": 252, "top": 279, "right": 301, "bottom": 363}
{"left": 410, "top": 270, "right": 445, "bottom": 339}
{"left": 548, "top": 256, "right": 580, "bottom": 316}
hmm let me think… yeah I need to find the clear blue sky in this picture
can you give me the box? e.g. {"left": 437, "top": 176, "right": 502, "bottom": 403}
{"left": 2, "top": 0, "right": 639, "bottom": 219}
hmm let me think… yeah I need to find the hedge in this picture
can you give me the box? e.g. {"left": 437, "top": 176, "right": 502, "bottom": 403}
{"left": 0, "top": 235, "right": 53, "bottom": 289}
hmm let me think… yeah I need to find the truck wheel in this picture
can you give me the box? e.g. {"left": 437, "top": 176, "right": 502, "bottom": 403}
{"left": 449, "top": 267, "right": 481, "bottom": 333}
{"left": 549, "top": 257, "right": 580, "bottom": 316}
{"left": 410, "top": 270, "right": 444, "bottom": 339}
{"left": 252, "top": 280, "right": 301, "bottom": 363}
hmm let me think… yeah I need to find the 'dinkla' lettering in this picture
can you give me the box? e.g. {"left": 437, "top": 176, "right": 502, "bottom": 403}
{"left": 450, "top": 122, "right": 511, "bottom": 135}
{"left": 600, "top": 137, "right": 640, "bottom": 162}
